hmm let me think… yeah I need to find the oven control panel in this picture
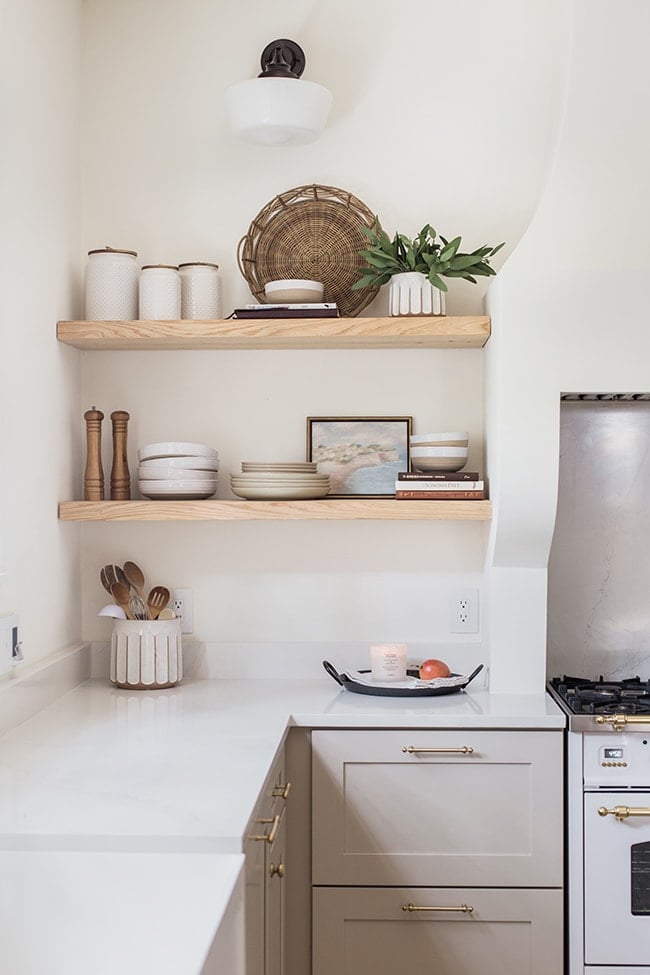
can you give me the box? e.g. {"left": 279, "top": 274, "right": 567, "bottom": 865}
{"left": 583, "top": 734, "right": 650, "bottom": 788}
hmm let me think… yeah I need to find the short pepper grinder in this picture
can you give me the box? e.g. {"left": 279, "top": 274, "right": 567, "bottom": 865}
{"left": 83, "top": 407, "right": 105, "bottom": 501}
{"left": 110, "top": 410, "right": 131, "bottom": 500}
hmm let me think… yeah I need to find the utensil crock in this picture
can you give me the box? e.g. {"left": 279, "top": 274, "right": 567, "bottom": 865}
{"left": 110, "top": 618, "right": 183, "bottom": 689}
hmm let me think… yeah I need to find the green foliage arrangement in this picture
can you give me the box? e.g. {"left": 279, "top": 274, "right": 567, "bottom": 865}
{"left": 352, "top": 222, "right": 505, "bottom": 293}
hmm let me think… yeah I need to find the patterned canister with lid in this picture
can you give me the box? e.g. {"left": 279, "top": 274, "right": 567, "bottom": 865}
{"left": 139, "top": 264, "right": 181, "bottom": 320}
{"left": 178, "top": 262, "right": 222, "bottom": 320}
{"left": 85, "top": 247, "right": 138, "bottom": 320}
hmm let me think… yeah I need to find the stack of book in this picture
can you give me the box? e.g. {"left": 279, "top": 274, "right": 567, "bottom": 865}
{"left": 395, "top": 471, "right": 486, "bottom": 500}
{"left": 231, "top": 303, "right": 340, "bottom": 319}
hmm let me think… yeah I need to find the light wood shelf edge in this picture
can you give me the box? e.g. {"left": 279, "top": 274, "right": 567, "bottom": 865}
{"left": 58, "top": 499, "right": 492, "bottom": 522}
{"left": 56, "top": 316, "right": 490, "bottom": 350}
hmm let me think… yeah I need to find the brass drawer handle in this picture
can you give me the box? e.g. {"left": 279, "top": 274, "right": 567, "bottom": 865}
{"left": 402, "top": 903, "right": 474, "bottom": 914}
{"left": 272, "top": 781, "right": 292, "bottom": 800}
{"left": 598, "top": 805, "right": 650, "bottom": 821}
{"left": 402, "top": 745, "right": 474, "bottom": 755}
{"left": 269, "top": 862, "right": 285, "bottom": 878}
{"left": 251, "top": 814, "right": 281, "bottom": 843}
{"left": 595, "top": 714, "right": 650, "bottom": 731}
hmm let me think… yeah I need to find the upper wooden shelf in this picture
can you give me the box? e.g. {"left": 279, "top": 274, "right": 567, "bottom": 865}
{"left": 56, "top": 316, "right": 490, "bottom": 351}
{"left": 58, "top": 499, "right": 492, "bottom": 522}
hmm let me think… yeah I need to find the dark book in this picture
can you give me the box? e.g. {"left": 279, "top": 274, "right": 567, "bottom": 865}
{"left": 398, "top": 471, "right": 480, "bottom": 481}
{"left": 395, "top": 489, "right": 487, "bottom": 500}
{"left": 232, "top": 303, "right": 339, "bottom": 319}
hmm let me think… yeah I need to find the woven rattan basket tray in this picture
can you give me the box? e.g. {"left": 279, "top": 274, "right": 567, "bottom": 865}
{"left": 237, "top": 183, "right": 379, "bottom": 317}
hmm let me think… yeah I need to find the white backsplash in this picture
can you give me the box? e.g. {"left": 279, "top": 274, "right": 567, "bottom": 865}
{"left": 547, "top": 400, "right": 650, "bottom": 680}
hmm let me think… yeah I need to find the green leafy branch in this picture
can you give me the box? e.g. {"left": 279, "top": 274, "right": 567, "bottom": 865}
{"left": 352, "top": 221, "right": 505, "bottom": 293}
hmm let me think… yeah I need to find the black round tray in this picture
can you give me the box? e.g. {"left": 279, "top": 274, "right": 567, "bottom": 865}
{"left": 322, "top": 660, "right": 484, "bottom": 697}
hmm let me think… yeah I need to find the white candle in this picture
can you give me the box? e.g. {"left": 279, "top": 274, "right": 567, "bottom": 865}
{"left": 370, "top": 643, "right": 408, "bottom": 682}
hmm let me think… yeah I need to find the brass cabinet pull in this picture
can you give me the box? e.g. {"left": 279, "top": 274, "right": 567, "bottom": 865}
{"left": 269, "top": 862, "right": 285, "bottom": 878}
{"left": 598, "top": 804, "right": 650, "bottom": 821}
{"left": 272, "top": 781, "right": 292, "bottom": 800}
{"left": 595, "top": 714, "right": 650, "bottom": 731}
{"left": 402, "top": 903, "right": 474, "bottom": 914}
{"left": 402, "top": 745, "right": 474, "bottom": 755}
{"left": 251, "top": 814, "right": 281, "bottom": 843}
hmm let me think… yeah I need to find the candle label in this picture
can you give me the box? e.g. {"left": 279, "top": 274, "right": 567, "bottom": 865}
{"left": 370, "top": 643, "right": 408, "bottom": 682}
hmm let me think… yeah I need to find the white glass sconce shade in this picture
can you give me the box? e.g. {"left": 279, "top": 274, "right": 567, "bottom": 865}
{"left": 226, "top": 39, "right": 333, "bottom": 147}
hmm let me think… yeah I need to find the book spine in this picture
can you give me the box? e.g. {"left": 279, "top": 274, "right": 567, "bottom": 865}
{"left": 395, "top": 490, "right": 487, "bottom": 500}
{"left": 395, "top": 479, "right": 484, "bottom": 492}
{"left": 398, "top": 471, "right": 480, "bottom": 481}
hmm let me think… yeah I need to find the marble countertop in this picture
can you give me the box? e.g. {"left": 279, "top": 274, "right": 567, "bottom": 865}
{"left": 0, "top": 674, "right": 565, "bottom": 974}
{"left": 0, "top": 675, "right": 564, "bottom": 852}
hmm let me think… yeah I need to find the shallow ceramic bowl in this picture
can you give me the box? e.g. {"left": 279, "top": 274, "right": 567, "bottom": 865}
{"left": 139, "top": 456, "right": 220, "bottom": 472}
{"left": 264, "top": 279, "right": 324, "bottom": 303}
{"left": 138, "top": 442, "right": 219, "bottom": 462}
{"left": 410, "top": 431, "right": 469, "bottom": 447}
{"left": 138, "top": 467, "right": 219, "bottom": 482}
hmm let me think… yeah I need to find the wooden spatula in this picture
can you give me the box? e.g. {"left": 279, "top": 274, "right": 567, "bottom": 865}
{"left": 147, "top": 586, "right": 170, "bottom": 620}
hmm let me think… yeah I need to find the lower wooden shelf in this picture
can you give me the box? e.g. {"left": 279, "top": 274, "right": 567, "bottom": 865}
{"left": 58, "top": 499, "right": 492, "bottom": 522}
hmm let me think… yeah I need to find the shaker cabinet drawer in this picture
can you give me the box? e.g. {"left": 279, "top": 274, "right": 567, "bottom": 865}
{"left": 313, "top": 886, "right": 563, "bottom": 975}
{"left": 312, "top": 729, "right": 562, "bottom": 887}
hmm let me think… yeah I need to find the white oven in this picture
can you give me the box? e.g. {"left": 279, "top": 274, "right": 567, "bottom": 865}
{"left": 582, "top": 732, "right": 650, "bottom": 970}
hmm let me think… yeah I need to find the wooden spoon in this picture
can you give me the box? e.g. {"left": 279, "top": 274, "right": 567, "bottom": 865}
{"left": 147, "top": 586, "right": 170, "bottom": 620}
{"left": 123, "top": 561, "right": 146, "bottom": 596}
{"left": 101, "top": 564, "right": 129, "bottom": 596}
{"left": 110, "top": 582, "right": 133, "bottom": 619}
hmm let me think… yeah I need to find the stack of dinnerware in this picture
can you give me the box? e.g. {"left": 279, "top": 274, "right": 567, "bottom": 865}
{"left": 230, "top": 461, "right": 330, "bottom": 500}
{"left": 410, "top": 432, "right": 469, "bottom": 472}
{"left": 137, "top": 441, "right": 219, "bottom": 500}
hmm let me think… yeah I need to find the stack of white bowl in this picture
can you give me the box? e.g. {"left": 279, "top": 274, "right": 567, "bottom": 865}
{"left": 410, "top": 432, "right": 469, "bottom": 472}
{"left": 230, "top": 461, "right": 330, "bottom": 500}
{"left": 138, "top": 441, "right": 219, "bottom": 499}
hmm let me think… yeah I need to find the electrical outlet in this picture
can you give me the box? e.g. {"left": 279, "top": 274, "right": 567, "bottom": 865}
{"left": 170, "top": 588, "right": 193, "bottom": 634}
{"left": 449, "top": 589, "right": 479, "bottom": 633}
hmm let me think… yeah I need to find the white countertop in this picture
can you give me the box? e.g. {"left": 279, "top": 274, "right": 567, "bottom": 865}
{"left": 0, "top": 674, "right": 565, "bottom": 974}
{"left": 0, "top": 676, "right": 564, "bottom": 852}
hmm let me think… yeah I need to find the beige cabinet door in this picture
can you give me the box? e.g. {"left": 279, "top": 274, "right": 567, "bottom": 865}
{"left": 265, "top": 808, "right": 286, "bottom": 975}
{"left": 312, "top": 729, "right": 562, "bottom": 886}
{"left": 313, "top": 886, "right": 563, "bottom": 975}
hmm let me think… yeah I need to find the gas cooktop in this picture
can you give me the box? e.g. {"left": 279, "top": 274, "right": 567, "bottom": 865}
{"left": 548, "top": 675, "right": 650, "bottom": 730}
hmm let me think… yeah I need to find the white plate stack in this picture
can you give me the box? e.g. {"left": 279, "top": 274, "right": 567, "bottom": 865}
{"left": 230, "top": 461, "right": 330, "bottom": 500}
{"left": 137, "top": 441, "right": 220, "bottom": 499}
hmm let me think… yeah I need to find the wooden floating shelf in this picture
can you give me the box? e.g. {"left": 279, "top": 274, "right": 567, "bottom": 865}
{"left": 58, "top": 499, "right": 492, "bottom": 523}
{"left": 56, "top": 316, "right": 490, "bottom": 351}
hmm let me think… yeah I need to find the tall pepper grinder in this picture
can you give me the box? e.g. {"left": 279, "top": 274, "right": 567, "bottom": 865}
{"left": 84, "top": 407, "right": 105, "bottom": 501}
{"left": 110, "top": 410, "right": 131, "bottom": 500}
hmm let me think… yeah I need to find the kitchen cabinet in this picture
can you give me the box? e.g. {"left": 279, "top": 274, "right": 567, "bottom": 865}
{"left": 56, "top": 316, "right": 492, "bottom": 523}
{"left": 311, "top": 729, "right": 563, "bottom": 974}
{"left": 244, "top": 747, "right": 290, "bottom": 975}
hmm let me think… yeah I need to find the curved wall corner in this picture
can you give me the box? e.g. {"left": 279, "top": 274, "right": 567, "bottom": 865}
{"left": 486, "top": 0, "right": 650, "bottom": 691}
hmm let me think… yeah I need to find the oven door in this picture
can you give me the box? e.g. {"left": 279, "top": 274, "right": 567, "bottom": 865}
{"left": 584, "top": 791, "right": 650, "bottom": 965}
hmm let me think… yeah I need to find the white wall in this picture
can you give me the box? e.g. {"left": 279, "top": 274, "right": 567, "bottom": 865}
{"left": 0, "top": 0, "right": 82, "bottom": 668}
{"left": 77, "top": 0, "right": 568, "bottom": 674}
{"left": 486, "top": 0, "right": 650, "bottom": 690}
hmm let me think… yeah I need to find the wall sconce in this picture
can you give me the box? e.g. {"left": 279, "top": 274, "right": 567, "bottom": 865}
{"left": 226, "top": 39, "right": 333, "bottom": 147}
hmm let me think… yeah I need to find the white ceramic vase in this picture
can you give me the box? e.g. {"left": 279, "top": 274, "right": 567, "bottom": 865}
{"left": 388, "top": 271, "right": 446, "bottom": 317}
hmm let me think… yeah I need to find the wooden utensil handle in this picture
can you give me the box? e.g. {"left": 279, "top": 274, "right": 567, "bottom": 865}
{"left": 110, "top": 410, "right": 131, "bottom": 500}
{"left": 84, "top": 408, "right": 105, "bottom": 501}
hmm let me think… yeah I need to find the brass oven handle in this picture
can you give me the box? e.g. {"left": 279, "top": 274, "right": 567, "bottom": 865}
{"left": 595, "top": 714, "right": 650, "bottom": 731}
{"left": 402, "top": 903, "right": 474, "bottom": 914}
{"left": 402, "top": 745, "right": 474, "bottom": 755}
{"left": 251, "top": 813, "right": 281, "bottom": 843}
{"left": 598, "top": 805, "right": 650, "bottom": 821}
{"left": 272, "top": 781, "right": 292, "bottom": 800}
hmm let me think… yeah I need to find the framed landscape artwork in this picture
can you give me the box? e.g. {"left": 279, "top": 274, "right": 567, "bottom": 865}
{"left": 307, "top": 416, "right": 412, "bottom": 497}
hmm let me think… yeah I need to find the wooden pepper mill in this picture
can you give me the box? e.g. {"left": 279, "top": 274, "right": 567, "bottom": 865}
{"left": 84, "top": 407, "right": 105, "bottom": 501}
{"left": 110, "top": 410, "right": 131, "bottom": 500}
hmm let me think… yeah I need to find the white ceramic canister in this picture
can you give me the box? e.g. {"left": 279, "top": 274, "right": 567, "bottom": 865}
{"left": 110, "top": 618, "right": 183, "bottom": 689}
{"left": 138, "top": 264, "right": 181, "bottom": 320}
{"left": 85, "top": 247, "right": 139, "bottom": 320}
{"left": 179, "top": 262, "right": 222, "bottom": 320}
